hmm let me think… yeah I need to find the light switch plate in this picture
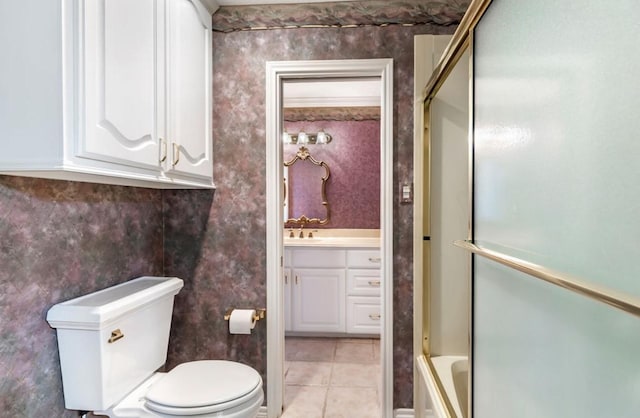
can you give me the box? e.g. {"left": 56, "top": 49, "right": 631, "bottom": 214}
{"left": 400, "top": 182, "right": 413, "bottom": 203}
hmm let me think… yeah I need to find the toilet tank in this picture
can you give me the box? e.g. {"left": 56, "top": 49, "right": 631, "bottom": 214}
{"left": 46, "top": 276, "right": 184, "bottom": 411}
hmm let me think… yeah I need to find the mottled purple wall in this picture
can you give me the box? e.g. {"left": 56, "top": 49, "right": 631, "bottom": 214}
{"left": 164, "top": 23, "right": 456, "bottom": 410}
{"left": 0, "top": 176, "right": 163, "bottom": 417}
{"left": 162, "top": 187, "right": 267, "bottom": 372}
{"left": 0, "top": 4, "right": 463, "bottom": 414}
{"left": 284, "top": 120, "right": 380, "bottom": 229}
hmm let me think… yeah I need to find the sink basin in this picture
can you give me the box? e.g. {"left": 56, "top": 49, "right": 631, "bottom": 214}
{"left": 284, "top": 236, "right": 380, "bottom": 248}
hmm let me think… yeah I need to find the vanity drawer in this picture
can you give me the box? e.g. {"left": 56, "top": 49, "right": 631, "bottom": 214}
{"left": 347, "top": 269, "right": 382, "bottom": 296}
{"left": 346, "top": 296, "right": 381, "bottom": 334}
{"left": 291, "top": 248, "right": 346, "bottom": 268}
{"left": 347, "top": 250, "right": 381, "bottom": 268}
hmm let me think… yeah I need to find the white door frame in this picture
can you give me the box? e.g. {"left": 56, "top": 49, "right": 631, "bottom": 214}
{"left": 265, "top": 59, "right": 394, "bottom": 418}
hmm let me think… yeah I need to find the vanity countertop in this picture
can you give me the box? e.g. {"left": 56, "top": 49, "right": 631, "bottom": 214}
{"left": 283, "top": 229, "right": 380, "bottom": 248}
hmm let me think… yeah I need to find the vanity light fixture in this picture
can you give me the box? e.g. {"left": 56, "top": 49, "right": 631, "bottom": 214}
{"left": 281, "top": 129, "right": 332, "bottom": 145}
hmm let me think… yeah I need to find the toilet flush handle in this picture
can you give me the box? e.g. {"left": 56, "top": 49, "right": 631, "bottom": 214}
{"left": 108, "top": 328, "right": 124, "bottom": 344}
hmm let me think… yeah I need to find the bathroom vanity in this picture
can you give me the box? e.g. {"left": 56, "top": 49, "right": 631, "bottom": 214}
{"left": 284, "top": 236, "right": 381, "bottom": 336}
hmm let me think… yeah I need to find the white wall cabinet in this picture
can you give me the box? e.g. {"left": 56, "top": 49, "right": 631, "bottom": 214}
{"left": 284, "top": 247, "right": 381, "bottom": 335}
{"left": 165, "top": 0, "right": 213, "bottom": 180}
{"left": 0, "top": 0, "right": 217, "bottom": 189}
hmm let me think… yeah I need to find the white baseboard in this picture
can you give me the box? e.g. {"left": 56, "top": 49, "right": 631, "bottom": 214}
{"left": 394, "top": 408, "right": 436, "bottom": 418}
{"left": 256, "top": 406, "right": 268, "bottom": 418}
{"left": 394, "top": 408, "right": 415, "bottom": 418}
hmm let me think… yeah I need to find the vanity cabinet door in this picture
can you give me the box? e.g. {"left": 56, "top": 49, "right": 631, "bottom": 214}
{"left": 165, "top": 0, "right": 212, "bottom": 180}
{"left": 81, "top": 0, "right": 161, "bottom": 170}
{"left": 292, "top": 268, "right": 346, "bottom": 333}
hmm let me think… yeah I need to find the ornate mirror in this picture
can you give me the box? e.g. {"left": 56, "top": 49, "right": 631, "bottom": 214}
{"left": 284, "top": 146, "right": 330, "bottom": 226}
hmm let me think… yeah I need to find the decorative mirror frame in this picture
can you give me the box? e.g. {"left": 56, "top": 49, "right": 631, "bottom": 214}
{"left": 284, "top": 146, "right": 331, "bottom": 226}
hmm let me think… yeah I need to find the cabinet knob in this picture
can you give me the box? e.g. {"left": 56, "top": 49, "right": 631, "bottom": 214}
{"left": 368, "top": 257, "right": 381, "bottom": 263}
{"left": 369, "top": 313, "right": 381, "bottom": 321}
{"left": 368, "top": 280, "right": 381, "bottom": 287}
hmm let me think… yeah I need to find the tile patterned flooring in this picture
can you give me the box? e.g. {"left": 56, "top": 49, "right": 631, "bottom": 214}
{"left": 282, "top": 337, "right": 381, "bottom": 418}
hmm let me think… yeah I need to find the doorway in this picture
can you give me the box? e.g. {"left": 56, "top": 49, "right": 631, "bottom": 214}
{"left": 265, "top": 59, "right": 394, "bottom": 418}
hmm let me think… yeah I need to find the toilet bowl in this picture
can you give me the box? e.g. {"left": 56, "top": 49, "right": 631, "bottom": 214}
{"left": 98, "top": 361, "right": 263, "bottom": 418}
{"left": 46, "top": 276, "right": 263, "bottom": 418}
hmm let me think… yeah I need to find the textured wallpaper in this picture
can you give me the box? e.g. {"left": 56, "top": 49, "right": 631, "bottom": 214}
{"left": 164, "top": 22, "right": 456, "bottom": 410}
{"left": 0, "top": 1, "right": 465, "bottom": 415}
{"left": 0, "top": 176, "right": 163, "bottom": 417}
{"left": 284, "top": 120, "right": 380, "bottom": 229}
{"left": 213, "top": 0, "right": 468, "bottom": 32}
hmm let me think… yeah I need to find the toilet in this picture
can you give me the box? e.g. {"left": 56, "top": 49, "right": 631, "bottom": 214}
{"left": 46, "top": 276, "right": 263, "bottom": 418}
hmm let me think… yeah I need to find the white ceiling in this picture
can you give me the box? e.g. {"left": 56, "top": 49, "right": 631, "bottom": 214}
{"left": 283, "top": 79, "right": 380, "bottom": 108}
{"left": 217, "top": 0, "right": 361, "bottom": 5}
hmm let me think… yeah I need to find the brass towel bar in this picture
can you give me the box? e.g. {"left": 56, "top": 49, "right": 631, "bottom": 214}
{"left": 455, "top": 240, "right": 640, "bottom": 318}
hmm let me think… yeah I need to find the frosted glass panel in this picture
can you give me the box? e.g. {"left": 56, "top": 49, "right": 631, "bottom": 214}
{"left": 474, "top": 259, "right": 640, "bottom": 418}
{"left": 429, "top": 49, "right": 470, "bottom": 356}
{"left": 474, "top": 0, "right": 640, "bottom": 297}
{"left": 473, "top": 0, "right": 640, "bottom": 417}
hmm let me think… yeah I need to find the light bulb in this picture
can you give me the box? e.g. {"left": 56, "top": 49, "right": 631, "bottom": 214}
{"left": 282, "top": 131, "right": 292, "bottom": 144}
{"left": 298, "top": 131, "right": 309, "bottom": 144}
{"left": 316, "top": 130, "right": 327, "bottom": 144}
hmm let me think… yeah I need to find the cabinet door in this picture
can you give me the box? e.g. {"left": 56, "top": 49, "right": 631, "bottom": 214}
{"left": 346, "top": 296, "right": 381, "bottom": 335}
{"left": 284, "top": 268, "right": 292, "bottom": 332}
{"left": 166, "top": 0, "right": 212, "bottom": 179}
{"left": 81, "top": 0, "right": 161, "bottom": 170}
{"left": 292, "top": 269, "right": 345, "bottom": 333}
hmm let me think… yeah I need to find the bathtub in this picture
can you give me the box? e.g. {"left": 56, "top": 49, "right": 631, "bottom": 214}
{"left": 417, "top": 355, "right": 468, "bottom": 418}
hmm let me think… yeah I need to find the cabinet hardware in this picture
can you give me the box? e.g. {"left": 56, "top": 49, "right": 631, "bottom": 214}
{"left": 368, "top": 280, "right": 381, "bottom": 287}
{"left": 295, "top": 276, "right": 299, "bottom": 284}
{"left": 172, "top": 143, "right": 180, "bottom": 166}
{"left": 108, "top": 328, "right": 124, "bottom": 343}
{"left": 369, "top": 314, "right": 381, "bottom": 320}
{"left": 284, "top": 274, "right": 288, "bottom": 284}
{"left": 160, "top": 138, "right": 167, "bottom": 162}
{"left": 368, "top": 257, "right": 381, "bottom": 263}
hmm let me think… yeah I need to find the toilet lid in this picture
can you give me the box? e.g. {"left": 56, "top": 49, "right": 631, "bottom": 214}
{"left": 146, "top": 360, "right": 262, "bottom": 409}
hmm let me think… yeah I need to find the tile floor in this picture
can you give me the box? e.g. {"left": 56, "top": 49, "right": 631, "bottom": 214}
{"left": 282, "top": 337, "right": 381, "bottom": 418}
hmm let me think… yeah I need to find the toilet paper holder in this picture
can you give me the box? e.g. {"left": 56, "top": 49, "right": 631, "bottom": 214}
{"left": 224, "top": 308, "right": 266, "bottom": 322}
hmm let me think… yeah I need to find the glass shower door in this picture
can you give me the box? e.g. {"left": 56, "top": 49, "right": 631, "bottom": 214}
{"left": 471, "top": 0, "right": 640, "bottom": 417}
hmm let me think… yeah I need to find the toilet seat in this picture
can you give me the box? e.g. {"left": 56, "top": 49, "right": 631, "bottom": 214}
{"left": 145, "top": 360, "right": 262, "bottom": 416}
